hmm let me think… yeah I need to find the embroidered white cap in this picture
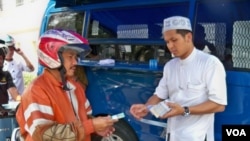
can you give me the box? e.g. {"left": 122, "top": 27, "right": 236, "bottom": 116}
{"left": 162, "top": 16, "right": 192, "bottom": 33}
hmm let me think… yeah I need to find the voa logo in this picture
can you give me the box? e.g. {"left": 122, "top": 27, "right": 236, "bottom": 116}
{"left": 226, "top": 129, "right": 246, "bottom": 136}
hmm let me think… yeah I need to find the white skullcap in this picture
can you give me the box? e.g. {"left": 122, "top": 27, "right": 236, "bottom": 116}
{"left": 162, "top": 16, "right": 192, "bottom": 33}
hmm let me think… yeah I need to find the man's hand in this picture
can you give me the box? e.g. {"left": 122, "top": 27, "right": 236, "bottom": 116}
{"left": 15, "top": 48, "right": 23, "bottom": 55}
{"left": 92, "top": 116, "right": 118, "bottom": 136}
{"left": 96, "top": 126, "right": 115, "bottom": 137}
{"left": 130, "top": 104, "right": 148, "bottom": 120}
{"left": 160, "top": 102, "right": 184, "bottom": 118}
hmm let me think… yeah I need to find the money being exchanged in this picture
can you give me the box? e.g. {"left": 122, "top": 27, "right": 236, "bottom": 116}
{"left": 148, "top": 100, "right": 171, "bottom": 118}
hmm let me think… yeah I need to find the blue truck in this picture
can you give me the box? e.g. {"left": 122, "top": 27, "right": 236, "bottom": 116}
{"left": 5, "top": 0, "right": 250, "bottom": 141}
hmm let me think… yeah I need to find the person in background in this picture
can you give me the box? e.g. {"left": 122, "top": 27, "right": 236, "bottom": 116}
{"left": 194, "top": 24, "right": 218, "bottom": 57}
{"left": 16, "top": 29, "right": 118, "bottom": 141}
{"left": 222, "top": 48, "right": 233, "bottom": 69}
{"left": 130, "top": 16, "right": 227, "bottom": 141}
{"left": 0, "top": 34, "right": 34, "bottom": 98}
{"left": 0, "top": 39, "right": 21, "bottom": 104}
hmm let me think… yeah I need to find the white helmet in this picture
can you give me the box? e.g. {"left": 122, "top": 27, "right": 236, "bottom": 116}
{"left": 0, "top": 34, "right": 15, "bottom": 47}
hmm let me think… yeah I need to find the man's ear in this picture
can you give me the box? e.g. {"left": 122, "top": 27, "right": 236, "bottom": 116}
{"left": 186, "top": 32, "right": 193, "bottom": 42}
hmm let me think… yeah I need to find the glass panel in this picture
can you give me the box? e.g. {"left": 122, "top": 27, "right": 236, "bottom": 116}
{"left": 88, "top": 3, "right": 189, "bottom": 39}
{"left": 47, "top": 12, "right": 84, "bottom": 35}
{"left": 232, "top": 21, "right": 250, "bottom": 69}
{"left": 194, "top": 22, "right": 226, "bottom": 59}
{"left": 195, "top": 0, "right": 250, "bottom": 70}
{"left": 86, "top": 44, "right": 172, "bottom": 65}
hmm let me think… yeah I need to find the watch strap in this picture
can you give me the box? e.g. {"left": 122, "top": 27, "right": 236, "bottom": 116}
{"left": 183, "top": 106, "right": 190, "bottom": 116}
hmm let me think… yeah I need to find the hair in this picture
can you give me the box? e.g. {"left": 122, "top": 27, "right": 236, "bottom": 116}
{"left": 176, "top": 29, "right": 192, "bottom": 37}
{"left": 0, "top": 39, "right": 5, "bottom": 44}
{"left": 0, "top": 48, "right": 6, "bottom": 59}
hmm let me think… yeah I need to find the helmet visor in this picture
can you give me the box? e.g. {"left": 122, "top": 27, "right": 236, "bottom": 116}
{"left": 59, "top": 43, "right": 92, "bottom": 60}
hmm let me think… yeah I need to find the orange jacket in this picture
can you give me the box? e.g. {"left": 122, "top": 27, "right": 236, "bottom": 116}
{"left": 16, "top": 69, "right": 94, "bottom": 141}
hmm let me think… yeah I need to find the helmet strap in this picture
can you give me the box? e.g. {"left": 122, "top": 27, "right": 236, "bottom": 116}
{"left": 58, "top": 51, "right": 70, "bottom": 91}
{"left": 59, "top": 66, "right": 70, "bottom": 91}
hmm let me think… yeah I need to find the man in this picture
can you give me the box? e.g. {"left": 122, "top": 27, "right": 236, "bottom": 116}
{"left": 130, "top": 16, "right": 227, "bottom": 141}
{"left": 16, "top": 29, "right": 118, "bottom": 141}
{"left": 193, "top": 24, "right": 217, "bottom": 56}
{"left": 222, "top": 48, "right": 233, "bottom": 69}
{"left": 0, "top": 39, "right": 21, "bottom": 104}
{"left": 0, "top": 34, "right": 34, "bottom": 97}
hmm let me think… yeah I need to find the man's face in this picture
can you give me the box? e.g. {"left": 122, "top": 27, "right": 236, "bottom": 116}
{"left": 6, "top": 46, "right": 15, "bottom": 57}
{"left": 163, "top": 30, "right": 193, "bottom": 59}
{"left": 62, "top": 49, "right": 78, "bottom": 77}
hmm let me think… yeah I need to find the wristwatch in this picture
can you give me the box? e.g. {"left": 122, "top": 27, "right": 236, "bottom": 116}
{"left": 183, "top": 106, "right": 190, "bottom": 116}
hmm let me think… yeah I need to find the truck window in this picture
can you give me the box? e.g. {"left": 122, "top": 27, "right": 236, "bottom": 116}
{"left": 84, "top": 3, "right": 190, "bottom": 65}
{"left": 87, "top": 3, "right": 189, "bottom": 39}
{"left": 47, "top": 12, "right": 84, "bottom": 35}
{"left": 194, "top": 0, "right": 250, "bottom": 70}
{"left": 86, "top": 44, "right": 171, "bottom": 64}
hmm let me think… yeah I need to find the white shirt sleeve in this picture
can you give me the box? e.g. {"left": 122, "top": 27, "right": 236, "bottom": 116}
{"left": 154, "top": 63, "right": 170, "bottom": 99}
{"left": 205, "top": 57, "right": 227, "bottom": 105}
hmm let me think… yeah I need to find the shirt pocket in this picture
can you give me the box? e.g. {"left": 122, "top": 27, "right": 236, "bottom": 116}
{"left": 186, "top": 83, "right": 207, "bottom": 99}
{"left": 187, "top": 83, "right": 206, "bottom": 90}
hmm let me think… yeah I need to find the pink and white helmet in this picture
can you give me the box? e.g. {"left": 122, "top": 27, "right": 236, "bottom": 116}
{"left": 38, "top": 29, "right": 91, "bottom": 69}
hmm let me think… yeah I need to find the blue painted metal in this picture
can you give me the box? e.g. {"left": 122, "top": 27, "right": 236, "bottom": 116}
{"left": 214, "top": 71, "right": 250, "bottom": 141}
{"left": 0, "top": 116, "right": 18, "bottom": 141}
{"left": 80, "top": 62, "right": 166, "bottom": 141}
{"left": 188, "top": 0, "right": 196, "bottom": 27}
